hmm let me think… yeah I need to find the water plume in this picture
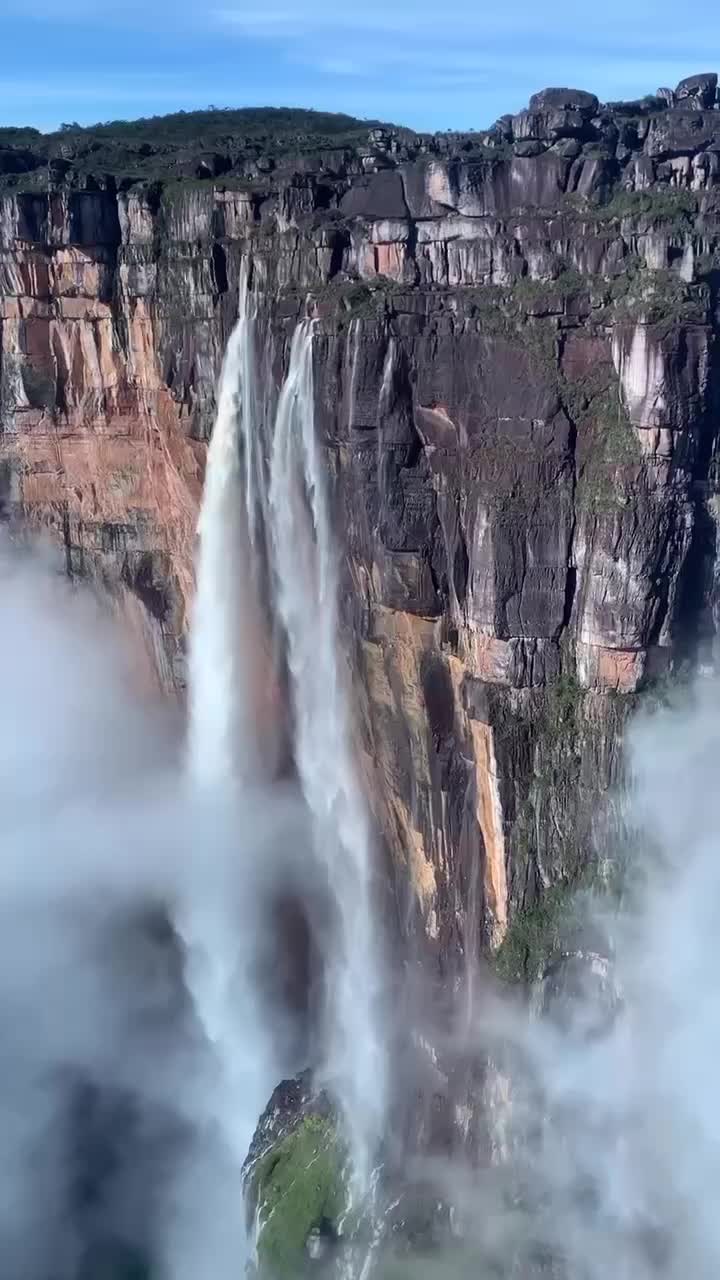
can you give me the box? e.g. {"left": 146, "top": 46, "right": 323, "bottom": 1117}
{"left": 180, "top": 262, "right": 286, "bottom": 1231}
{"left": 187, "top": 276, "right": 387, "bottom": 1192}
{"left": 269, "top": 317, "right": 386, "bottom": 1188}
{"left": 186, "top": 262, "right": 272, "bottom": 789}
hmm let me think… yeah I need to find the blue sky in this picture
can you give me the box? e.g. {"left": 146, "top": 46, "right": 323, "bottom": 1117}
{"left": 2, "top": 0, "right": 720, "bottom": 133}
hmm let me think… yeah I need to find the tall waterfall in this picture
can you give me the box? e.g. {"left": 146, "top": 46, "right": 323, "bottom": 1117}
{"left": 179, "top": 265, "right": 276, "bottom": 1200}
{"left": 268, "top": 319, "right": 386, "bottom": 1187}
{"left": 183, "top": 267, "right": 385, "bottom": 1202}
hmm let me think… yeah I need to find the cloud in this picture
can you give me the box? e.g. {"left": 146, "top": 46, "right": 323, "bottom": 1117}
{"left": 0, "top": 539, "right": 316, "bottom": 1280}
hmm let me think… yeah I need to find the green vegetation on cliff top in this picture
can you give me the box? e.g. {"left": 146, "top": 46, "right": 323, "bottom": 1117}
{"left": 61, "top": 106, "right": 386, "bottom": 141}
{"left": 595, "top": 186, "right": 698, "bottom": 231}
{"left": 2, "top": 107, "right": 388, "bottom": 149}
{"left": 0, "top": 106, "right": 393, "bottom": 191}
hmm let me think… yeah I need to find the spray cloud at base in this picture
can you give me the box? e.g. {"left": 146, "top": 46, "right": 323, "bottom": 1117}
{"left": 0, "top": 541, "right": 317, "bottom": 1280}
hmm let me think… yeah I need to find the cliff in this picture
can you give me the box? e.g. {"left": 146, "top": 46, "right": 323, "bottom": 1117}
{"left": 2, "top": 75, "right": 720, "bottom": 977}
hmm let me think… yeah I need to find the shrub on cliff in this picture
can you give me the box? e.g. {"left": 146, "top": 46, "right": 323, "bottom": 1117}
{"left": 597, "top": 187, "right": 698, "bottom": 232}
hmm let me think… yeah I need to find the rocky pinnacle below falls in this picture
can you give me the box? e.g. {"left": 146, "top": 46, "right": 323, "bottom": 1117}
{"left": 1, "top": 74, "right": 720, "bottom": 977}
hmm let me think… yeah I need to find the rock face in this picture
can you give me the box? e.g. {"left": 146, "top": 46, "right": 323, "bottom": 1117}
{"left": 1, "top": 81, "right": 720, "bottom": 977}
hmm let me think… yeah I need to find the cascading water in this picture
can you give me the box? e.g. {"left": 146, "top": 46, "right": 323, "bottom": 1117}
{"left": 186, "top": 261, "right": 275, "bottom": 788}
{"left": 181, "top": 265, "right": 385, "bottom": 1237}
{"left": 268, "top": 318, "right": 386, "bottom": 1189}
{"left": 177, "top": 266, "right": 277, "bottom": 1202}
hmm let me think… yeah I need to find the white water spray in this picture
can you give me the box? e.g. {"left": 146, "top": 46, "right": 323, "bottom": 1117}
{"left": 186, "top": 264, "right": 263, "bottom": 788}
{"left": 269, "top": 319, "right": 386, "bottom": 1187}
{"left": 179, "top": 268, "right": 277, "bottom": 1208}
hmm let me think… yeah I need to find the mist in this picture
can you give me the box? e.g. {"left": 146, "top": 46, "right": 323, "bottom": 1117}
{"left": 382, "top": 681, "right": 720, "bottom": 1280}
{"left": 0, "top": 538, "right": 314, "bottom": 1280}
{"left": 3, "top": 527, "right": 720, "bottom": 1280}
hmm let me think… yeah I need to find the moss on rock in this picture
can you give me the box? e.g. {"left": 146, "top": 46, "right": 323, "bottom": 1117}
{"left": 250, "top": 1114, "right": 350, "bottom": 1279}
{"left": 493, "top": 883, "right": 578, "bottom": 985}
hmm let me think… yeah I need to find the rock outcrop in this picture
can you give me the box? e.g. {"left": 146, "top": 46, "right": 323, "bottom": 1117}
{"left": 243, "top": 1075, "right": 352, "bottom": 1279}
{"left": 243, "top": 1072, "right": 462, "bottom": 1279}
{"left": 2, "top": 77, "right": 720, "bottom": 980}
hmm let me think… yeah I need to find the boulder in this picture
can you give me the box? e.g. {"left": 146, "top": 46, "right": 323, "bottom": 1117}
{"left": 528, "top": 87, "right": 599, "bottom": 116}
{"left": 513, "top": 140, "right": 547, "bottom": 157}
{"left": 675, "top": 72, "right": 718, "bottom": 109}
{"left": 644, "top": 107, "right": 718, "bottom": 158}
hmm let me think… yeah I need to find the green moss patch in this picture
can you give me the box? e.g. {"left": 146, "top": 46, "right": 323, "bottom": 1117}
{"left": 594, "top": 187, "right": 698, "bottom": 232}
{"left": 250, "top": 1115, "right": 349, "bottom": 1278}
{"left": 493, "top": 884, "right": 579, "bottom": 985}
{"left": 597, "top": 265, "right": 709, "bottom": 331}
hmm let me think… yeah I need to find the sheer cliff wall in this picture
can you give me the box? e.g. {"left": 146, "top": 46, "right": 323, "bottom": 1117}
{"left": 2, "top": 77, "right": 720, "bottom": 972}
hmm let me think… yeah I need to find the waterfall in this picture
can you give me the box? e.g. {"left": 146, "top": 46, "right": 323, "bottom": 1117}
{"left": 187, "top": 264, "right": 260, "bottom": 787}
{"left": 268, "top": 319, "right": 386, "bottom": 1187}
{"left": 182, "top": 266, "right": 385, "bottom": 1213}
{"left": 178, "top": 266, "right": 276, "bottom": 1216}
